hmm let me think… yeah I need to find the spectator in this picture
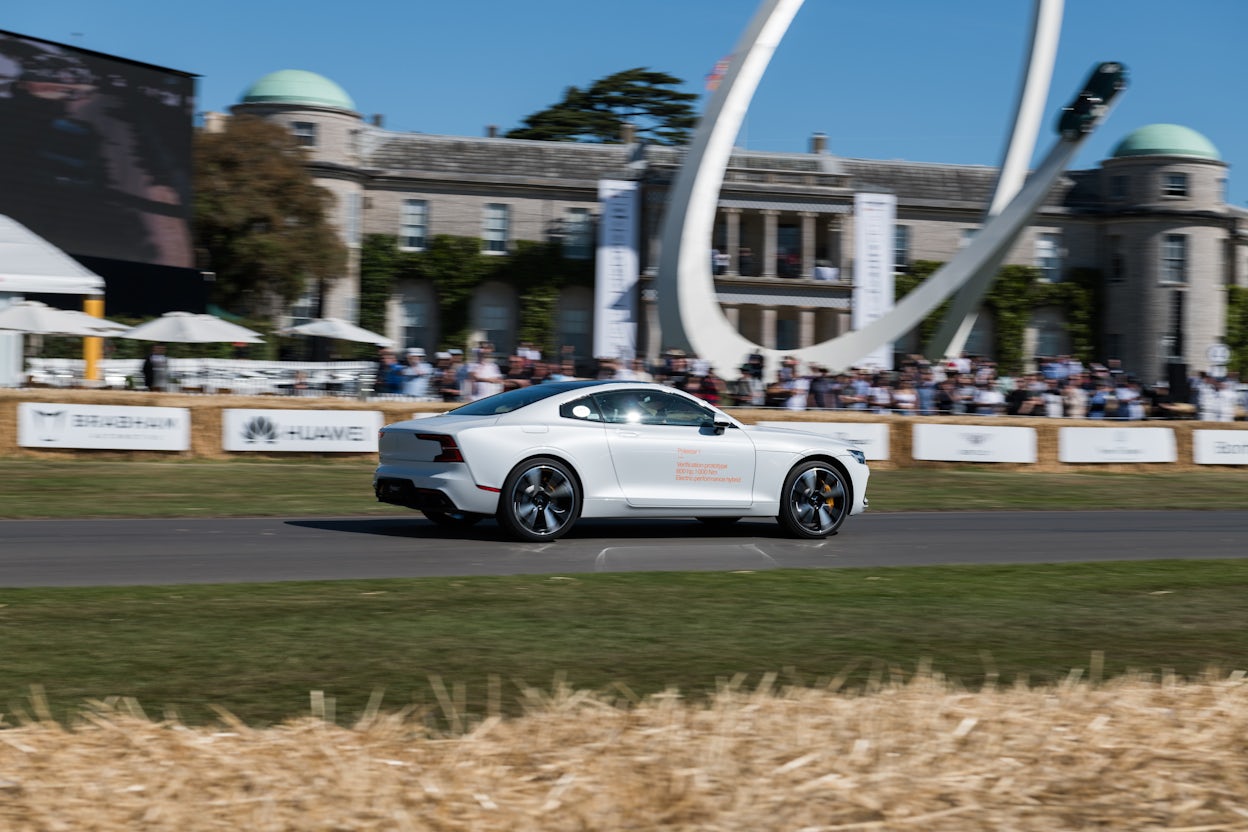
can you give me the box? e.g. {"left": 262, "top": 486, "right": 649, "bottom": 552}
{"left": 891, "top": 378, "right": 918, "bottom": 415}
{"left": 141, "top": 343, "right": 169, "bottom": 392}
{"left": 401, "top": 348, "right": 432, "bottom": 398}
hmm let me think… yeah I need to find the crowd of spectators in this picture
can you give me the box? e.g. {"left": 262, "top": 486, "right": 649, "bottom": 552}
{"left": 370, "top": 343, "right": 1246, "bottom": 422}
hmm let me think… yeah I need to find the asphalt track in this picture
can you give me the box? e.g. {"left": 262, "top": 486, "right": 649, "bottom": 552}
{"left": 1, "top": 510, "right": 1245, "bottom": 587}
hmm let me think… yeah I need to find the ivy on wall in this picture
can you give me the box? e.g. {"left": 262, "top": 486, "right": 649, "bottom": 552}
{"left": 1227, "top": 285, "right": 1248, "bottom": 378}
{"left": 895, "top": 260, "right": 1098, "bottom": 373}
{"left": 360, "top": 234, "right": 594, "bottom": 355}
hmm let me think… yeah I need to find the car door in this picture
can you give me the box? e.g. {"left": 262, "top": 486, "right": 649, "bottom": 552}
{"left": 594, "top": 389, "right": 756, "bottom": 508}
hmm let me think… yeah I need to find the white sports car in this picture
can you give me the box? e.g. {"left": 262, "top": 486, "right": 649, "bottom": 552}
{"left": 374, "top": 381, "right": 869, "bottom": 541}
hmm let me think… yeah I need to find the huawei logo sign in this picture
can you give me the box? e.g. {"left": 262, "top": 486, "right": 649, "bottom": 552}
{"left": 962, "top": 433, "right": 990, "bottom": 445}
{"left": 31, "top": 409, "right": 66, "bottom": 442}
{"left": 241, "top": 416, "right": 279, "bottom": 444}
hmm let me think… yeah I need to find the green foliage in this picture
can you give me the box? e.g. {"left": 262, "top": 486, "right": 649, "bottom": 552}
{"left": 507, "top": 67, "right": 698, "bottom": 145}
{"left": 896, "top": 261, "right": 1099, "bottom": 373}
{"left": 194, "top": 116, "right": 346, "bottom": 317}
{"left": 359, "top": 235, "right": 594, "bottom": 354}
{"left": 1227, "top": 286, "right": 1248, "bottom": 377}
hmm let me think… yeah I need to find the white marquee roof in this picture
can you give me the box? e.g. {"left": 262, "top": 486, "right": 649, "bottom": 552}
{"left": 0, "top": 214, "right": 105, "bottom": 296}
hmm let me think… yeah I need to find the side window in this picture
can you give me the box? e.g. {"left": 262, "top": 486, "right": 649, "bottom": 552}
{"left": 559, "top": 397, "right": 603, "bottom": 422}
{"left": 594, "top": 390, "right": 712, "bottom": 426}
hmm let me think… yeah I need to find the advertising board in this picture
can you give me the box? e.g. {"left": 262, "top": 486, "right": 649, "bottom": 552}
{"left": 223, "top": 409, "right": 382, "bottom": 453}
{"left": 1192, "top": 430, "right": 1248, "bottom": 465}
{"left": 757, "top": 421, "right": 890, "bottom": 461}
{"left": 18, "top": 402, "right": 190, "bottom": 450}
{"left": 1058, "top": 427, "right": 1177, "bottom": 463}
{"left": 912, "top": 423, "right": 1037, "bottom": 463}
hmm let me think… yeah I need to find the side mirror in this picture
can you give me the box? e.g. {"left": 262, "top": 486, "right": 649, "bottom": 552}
{"left": 712, "top": 419, "right": 731, "bottom": 435}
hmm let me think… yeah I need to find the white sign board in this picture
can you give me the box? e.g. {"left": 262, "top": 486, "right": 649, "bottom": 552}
{"left": 593, "top": 179, "right": 640, "bottom": 360}
{"left": 912, "top": 423, "right": 1037, "bottom": 463}
{"left": 223, "top": 409, "right": 382, "bottom": 452}
{"left": 1193, "top": 430, "right": 1248, "bottom": 465}
{"left": 757, "top": 421, "right": 890, "bottom": 461}
{"left": 852, "top": 193, "right": 896, "bottom": 370}
{"left": 18, "top": 402, "right": 190, "bottom": 450}
{"left": 1058, "top": 427, "right": 1176, "bottom": 463}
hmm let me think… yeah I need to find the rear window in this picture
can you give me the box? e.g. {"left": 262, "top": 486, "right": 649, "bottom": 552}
{"left": 447, "top": 381, "right": 610, "bottom": 415}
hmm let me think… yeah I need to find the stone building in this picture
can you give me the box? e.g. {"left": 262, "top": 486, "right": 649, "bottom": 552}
{"left": 222, "top": 69, "right": 1247, "bottom": 381}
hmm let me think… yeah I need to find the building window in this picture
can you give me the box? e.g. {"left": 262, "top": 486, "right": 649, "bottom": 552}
{"left": 402, "top": 300, "right": 428, "bottom": 352}
{"left": 1110, "top": 175, "right": 1127, "bottom": 200}
{"left": 400, "top": 200, "right": 428, "bottom": 250}
{"left": 1168, "top": 291, "right": 1185, "bottom": 359}
{"left": 343, "top": 192, "right": 360, "bottom": 246}
{"left": 563, "top": 207, "right": 592, "bottom": 260}
{"left": 1035, "top": 232, "right": 1061, "bottom": 282}
{"left": 1161, "top": 234, "right": 1187, "bottom": 283}
{"left": 894, "top": 225, "right": 910, "bottom": 271}
{"left": 483, "top": 203, "right": 509, "bottom": 254}
{"left": 1162, "top": 173, "right": 1188, "bottom": 198}
{"left": 1109, "top": 235, "right": 1125, "bottom": 283}
{"left": 291, "top": 122, "right": 317, "bottom": 147}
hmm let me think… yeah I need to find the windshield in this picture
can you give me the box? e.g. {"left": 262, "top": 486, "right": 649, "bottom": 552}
{"left": 447, "top": 381, "right": 612, "bottom": 415}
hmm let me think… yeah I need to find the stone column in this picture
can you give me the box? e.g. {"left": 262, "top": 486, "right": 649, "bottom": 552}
{"left": 760, "top": 306, "right": 777, "bottom": 350}
{"left": 801, "top": 212, "right": 816, "bottom": 280}
{"left": 799, "top": 307, "right": 816, "bottom": 348}
{"left": 722, "top": 304, "right": 740, "bottom": 334}
{"left": 725, "top": 208, "right": 741, "bottom": 276}
{"left": 762, "top": 210, "right": 779, "bottom": 278}
{"left": 834, "top": 213, "right": 850, "bottom": 277}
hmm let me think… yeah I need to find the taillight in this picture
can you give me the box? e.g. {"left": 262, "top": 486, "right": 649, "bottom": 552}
{"left": 416, "top": 433, "right": 465, "bottom": 463}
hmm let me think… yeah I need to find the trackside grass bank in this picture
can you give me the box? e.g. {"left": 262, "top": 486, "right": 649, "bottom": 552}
{"left": 4, "top": 458, "right": 1248, "bottom": 518}
{"left": 2, "top": 561, "right": 1247, "bottom": 726}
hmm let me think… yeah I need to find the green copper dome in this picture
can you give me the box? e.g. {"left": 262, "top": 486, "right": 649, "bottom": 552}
{"left": 1111, "top": 124, "right": 1220, "bottom": 161}
{"left": 240, "top": 70, "right": 355, "bottom": 111}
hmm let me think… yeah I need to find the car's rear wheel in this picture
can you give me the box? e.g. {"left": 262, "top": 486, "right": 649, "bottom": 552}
{"left": 497, "top": 457, "right": 581, "bottom": 542}
{"left": 423, "top": 509, "right": 484, "bottom": 528}
{"left": 778, "top": 461, "right": 849, "bottom": 539}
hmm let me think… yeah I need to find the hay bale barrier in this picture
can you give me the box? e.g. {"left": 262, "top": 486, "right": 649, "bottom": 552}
{"left": 3, "top": 673, "right": 1248, "bottom": 830}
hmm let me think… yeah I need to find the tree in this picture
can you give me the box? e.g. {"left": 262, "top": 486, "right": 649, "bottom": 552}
{"left": 506, "top": 68, "right": 698, "bottom": 145}
{"left": 194, "top": 116, "right": 346, "bottom": 318}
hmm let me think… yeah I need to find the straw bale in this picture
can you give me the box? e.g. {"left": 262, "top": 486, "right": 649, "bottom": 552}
{"left": 3, "top": 675, "right": 1248, "bottom": 830}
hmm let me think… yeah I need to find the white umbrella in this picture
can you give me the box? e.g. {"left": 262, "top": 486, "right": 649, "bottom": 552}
{"left": 276, "top": 317, "right": 394, "bottom": 346}
{"left": 120, "top": 311, "right": 265, "bottom": 344}
{"left": 0, "top": 300, "right": 129, "bottom": 336}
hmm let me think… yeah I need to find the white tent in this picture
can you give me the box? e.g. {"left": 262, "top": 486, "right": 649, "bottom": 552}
{"left": 0, "top": 215, "right": 107, "bottom": 387}
{"left": 0, "top": 214, "right": 105, "bottom": 295}
{"left": 277, "top": 317, "right": 394, "bottom": 346}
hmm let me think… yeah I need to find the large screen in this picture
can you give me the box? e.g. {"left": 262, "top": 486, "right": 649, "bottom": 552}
{"left": 0, "top": 30, "right": 195, "bottom": 269}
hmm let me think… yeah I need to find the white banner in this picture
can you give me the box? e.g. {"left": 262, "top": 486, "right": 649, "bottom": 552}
{"left": 757, "top": 421, "right": 890, "bottom": 461}
{"left": 912, "top": 423, "right": 1037, "bottom": 463}
{"left": 1193, "top": 430, "right": 1248, "bottom": 465}
{"left": 594, "top": 179, "right": 640, "bottom": 360}
{"left": 18, "top": 402, "right": 190, "bottom": 450}
{"left": 223, "top": 409, "right": 382, "bottom": 452}
{"left": 1059, "top": 427, "right": 1177, "bottom": 463}
{"left": 852, "top": 193, "right": 896, "bottom": 371}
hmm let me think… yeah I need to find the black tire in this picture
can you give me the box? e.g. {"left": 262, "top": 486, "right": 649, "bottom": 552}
{"left": 696, "top": 516, "right": 742, "bottom": 527}
{"left": 423, "top": 509, "right": 484, "bottom": 528}
{"left": 496, "top": 457, "right": 581, "bottom": 542}
{"left": 777, "top": 460, "right": 850, "bottom": 539}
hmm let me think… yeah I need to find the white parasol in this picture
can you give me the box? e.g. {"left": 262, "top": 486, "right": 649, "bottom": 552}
{"left": 119, "top": 311, "right": 265, "bottom": 344}
{"left": 276, "top": 317, "right": 394, "bottom": 346}
{"left": 0, "top": 300, "right": 130, "bottom": 337}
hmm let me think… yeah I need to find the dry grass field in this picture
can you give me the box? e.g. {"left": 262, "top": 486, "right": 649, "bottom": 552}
{"left": 3, "top": 671, "right": 1248, "bottom": 831}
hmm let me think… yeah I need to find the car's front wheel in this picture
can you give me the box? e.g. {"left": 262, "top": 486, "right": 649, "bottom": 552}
{"left": 778, "top": 460, "right": 850, "bottom": 539}
{"left": 497, "top": 457, "right": 581, "bottom": 542}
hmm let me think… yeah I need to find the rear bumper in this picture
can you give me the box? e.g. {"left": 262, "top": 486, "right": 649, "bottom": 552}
{"left": 373, "top": 464, "right": 500, "bottom": 515}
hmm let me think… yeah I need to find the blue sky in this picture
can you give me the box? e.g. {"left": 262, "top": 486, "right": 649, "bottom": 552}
{"left": 7, "top": 0, "right": 1246, "bottom": 204}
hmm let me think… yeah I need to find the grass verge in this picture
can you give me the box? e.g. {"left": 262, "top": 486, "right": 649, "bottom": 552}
{"left": 3, "top": 560, "right": 1247, "bottom": 726}
{"left": 3, "top": 458, "right": 1248, "bottom": 518}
